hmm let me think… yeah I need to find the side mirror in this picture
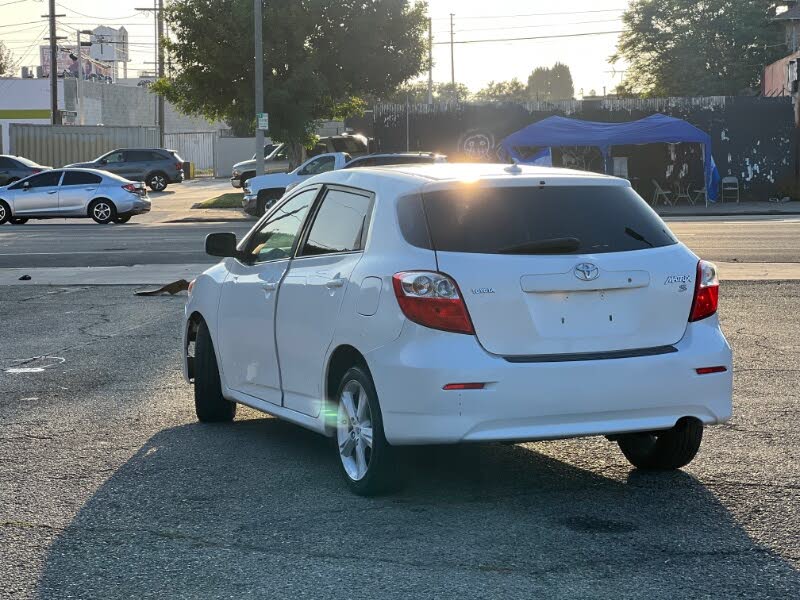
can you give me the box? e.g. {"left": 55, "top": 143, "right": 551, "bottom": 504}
{"left": 205, "top": 232, "right": 238, "bottom": 257}
{"left": 22, "top": 181, "right": 31, "bottom": 189}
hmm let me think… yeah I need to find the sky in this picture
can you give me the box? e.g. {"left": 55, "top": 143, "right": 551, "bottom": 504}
{"left": 0, "top": 0, "right": 628, "bottom": 95}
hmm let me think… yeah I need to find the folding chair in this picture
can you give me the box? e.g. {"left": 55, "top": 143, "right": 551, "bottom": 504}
{"left": 651, "top": 180, "right": 673, "bottom": 207}
{"left": 673, "top": 183, "right": 694, "bottom": 206}
{"left": 721, "top": 177, "right": 740, "bottom": 203}
{"left": 692, "top": 187, "right": 709, "bottom": 208}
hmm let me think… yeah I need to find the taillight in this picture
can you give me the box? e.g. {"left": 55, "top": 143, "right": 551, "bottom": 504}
{"left": 31, "top": 168, "right": 42, "bottom": 174}
{"left": 689, "top": 260, "right": 719, "bottom": 322}
{"left": 122, "top": 183, "right": 138, "bottom": 193}
{"left": 176, "top": 162, "right": 183, "bottom": 171}
{"left": 392, "top": 271, "right": 474, "bottom": 335}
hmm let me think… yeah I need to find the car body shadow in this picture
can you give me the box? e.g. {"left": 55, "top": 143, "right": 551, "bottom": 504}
{"left": 37, "top": 417, "right": 800, "bottom": 599}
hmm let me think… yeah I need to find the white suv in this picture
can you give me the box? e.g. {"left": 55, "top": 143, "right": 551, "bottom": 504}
{"left": 183, "top": 164, "right": 733, "bottom": 495}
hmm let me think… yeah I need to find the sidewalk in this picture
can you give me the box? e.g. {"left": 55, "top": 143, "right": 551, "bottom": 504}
{"left": 656, "top": 200, "right": 800, "bottom": 218}
{"left": 138, "top": 178, "right": 253, "bottom": 224}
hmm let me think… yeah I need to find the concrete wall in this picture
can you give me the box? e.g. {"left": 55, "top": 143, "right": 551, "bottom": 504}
{"left": 0, "top": 78, "right": 64, "bottom": 153}
{"left": 215, "top": 137, "right": 257, "bottom": 178}
{"left": 371, "top": 97, "right": 797, "bottom": 200}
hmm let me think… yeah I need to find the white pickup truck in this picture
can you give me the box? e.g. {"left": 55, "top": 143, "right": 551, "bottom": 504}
{"left": 242, "top": 152, "right": 350, "bottom": 216}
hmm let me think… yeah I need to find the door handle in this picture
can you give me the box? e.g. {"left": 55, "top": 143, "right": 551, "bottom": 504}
{"left": 325, "top": 278, "right": 345, "bottom": 289}
{"left": 262, "top": 282, "right": 278, "bottom": 291}
{"left": 47, "top": 190, "right": 57, "bottom": 194}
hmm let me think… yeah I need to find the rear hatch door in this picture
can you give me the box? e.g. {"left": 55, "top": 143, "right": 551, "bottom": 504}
{"left": 422, "top": 182, "right": 698, "bottom": 357}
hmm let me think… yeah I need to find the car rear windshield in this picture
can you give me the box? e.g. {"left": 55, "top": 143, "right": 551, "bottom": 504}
{"left": 419, "top": 185, "right": 677, "bottom": 254}
{"left": 14, "top": 156, "right": 40, "bottom": 167}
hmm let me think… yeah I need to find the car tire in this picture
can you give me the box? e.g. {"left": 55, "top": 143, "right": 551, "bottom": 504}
{"left": 334, "top": 365, "right": 400, "bottom": 496}
{"left": 194, "top": 320, "right": 236, "bottom": 423}
{"left": 257, "top": 190, "right": 282, "bottom": 216}
{"left": 0, "top": 200, "right": 10, "bottom": 225}
{"left": 10, "top": 217, "right": 28, "bottom": 225}
{"left": 617, "top": 418, "right": 703, "bottom": 470}
{"left": 114, "top": 215, "right": 132, "bottom": 224}
{"left": 146, "top": 172, "right": 168, "bottom": 192}
{"left": 89, "top": 199, "right": 117, "bottom": 224}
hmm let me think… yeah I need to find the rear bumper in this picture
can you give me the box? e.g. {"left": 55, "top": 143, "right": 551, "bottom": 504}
{"left": 169, "top": 172, "right": 185, "bottom": 184}
{"left": 366, "top": 317, "right": 733, "bottom": 445}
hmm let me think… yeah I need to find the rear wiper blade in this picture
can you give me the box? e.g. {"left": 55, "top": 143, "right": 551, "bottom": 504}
{"left": 499, "top": 237, "right": 581, "bottom": 255}
{"left": 624, "top": 227, "right": 654, "bottom": 248}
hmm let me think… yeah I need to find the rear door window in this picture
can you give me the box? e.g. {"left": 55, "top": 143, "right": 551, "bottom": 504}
{"left": 62, "top": 171, "right": 102, "bottom": 186}
{"left": 420, "top": 185, "right": 676, "bottom": 254}
{"left": 299, "top": 188, "right": 373, "bottom": 256}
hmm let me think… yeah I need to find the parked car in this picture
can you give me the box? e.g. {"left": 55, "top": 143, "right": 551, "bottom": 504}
{"left": 0, "top": 155, "right": 51, "bottom": 186}
{"left": 183, "top": 164, "right": 732, "bottom": 495}
{"left": 66, "top": 148, "right": 184, "bottom": 191}
{"left": 342, "top": 152, "right": 447, "bottom": 169}
{"left": 242, "top": 152, "right": 351, "bottom": 216}
{"left": 230, "top": 134, "right": 370, "bottom": 189}
{"left": 0, "top": 168, "right": 150, "bottom": 225}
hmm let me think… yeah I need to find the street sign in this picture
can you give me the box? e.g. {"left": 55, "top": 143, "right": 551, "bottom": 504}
{"left": 257, "top": 112, "right": 269, "bottom": 131}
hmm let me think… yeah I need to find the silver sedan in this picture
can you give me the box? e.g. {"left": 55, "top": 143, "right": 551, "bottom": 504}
{"left": 0, "top": 168, "right": 150, "bottom": 225}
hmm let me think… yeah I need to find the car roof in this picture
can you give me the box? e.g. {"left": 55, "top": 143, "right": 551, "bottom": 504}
{"left": 314, "top": 163, "right": 628, "bottom": 191}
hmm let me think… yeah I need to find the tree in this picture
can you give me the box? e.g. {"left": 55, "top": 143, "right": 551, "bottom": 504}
{"left": 0, "top": 42, "right": 12, "bottom": 77}
{"left": 526, "top": 62, "right": 574, "bottom": 101}
{"left": 156, "top": 0, "right": 428, "bottom": 166}
{"left": 613, "top": 0, "right": 786, "bottom": 96}
{"left": 473, "top": 78, "right": 529, "bottom": 103}
{"left": 370, "top": 81, "right": 470, "bottom": 103}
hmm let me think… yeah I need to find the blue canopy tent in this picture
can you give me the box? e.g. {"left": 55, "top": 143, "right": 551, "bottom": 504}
{"left": 500, "top": 114, "right": 721, "bottom": 201}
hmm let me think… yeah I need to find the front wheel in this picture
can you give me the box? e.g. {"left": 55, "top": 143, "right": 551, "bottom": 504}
{"left": 194, "top": 321, "right": 236, "bottom": 423}
{"left": 89, "top": 199, "right": 117, "bottom": 224}
{"left": 114, "top": 215, "right": 131, "bottom": 224}
{"left": 617, "top": 418, "right": 703, "bottom": 470}
{"left": 335, "top": 366, "right": 399, "bottom": 496}
{"left": 0, "top": 200, "right": 12, "bottom": 225}
{"left": 146, "top": 172, "right": 168, "bottom": 192}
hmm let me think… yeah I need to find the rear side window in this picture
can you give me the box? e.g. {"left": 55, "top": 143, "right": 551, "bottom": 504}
{"left": 420, "top": 186, "right": 676, "bottom": 254}
{"left": 300, "top": 188, "right": 372, "bottom": 256}
{"left": 63, "top": 171, "right": 102, "bottom": 186}
{"left": 127, "top": 150, "right": 152, "bottom": 162}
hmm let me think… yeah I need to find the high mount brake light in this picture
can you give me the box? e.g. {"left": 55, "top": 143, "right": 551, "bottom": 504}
{"left": 689, "top": 260, "right": 719, "bottom": 322}
{"left": 392, "top": 271, "right": 474, "bottom": 335}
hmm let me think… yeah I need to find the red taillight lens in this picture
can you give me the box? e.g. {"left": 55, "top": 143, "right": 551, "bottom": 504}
{"left": 122, "top": 183, "right": 138, "bottom": 193}
{"left": 31, "top": 168, "right": 42, "bottom": 174}
{"left": 176, "top": 163, "right": 183, "bottom": 171}
{"left": 392, "top": 271, "right": 474, "bottom": 335}
{"left": 689, "top": 260, "right": 719, "bottom": 322}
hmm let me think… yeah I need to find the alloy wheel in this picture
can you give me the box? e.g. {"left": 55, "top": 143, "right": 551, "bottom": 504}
{"left": 93, "top": 202, "right": 112, "bottom": 221}
{"left": 151, "top": 175, "right": 166, "bottom": 191}
{"left": 337, "top": 380, "right": 374, "bottom": 481}
{"left": 0, "top": 204, "right": 5, "bottom": 221}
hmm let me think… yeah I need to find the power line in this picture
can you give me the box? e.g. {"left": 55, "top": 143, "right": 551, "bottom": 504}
{"left": 54, "top": 4, "right": 141, "bottom": 20}
{"left": 431, "top": 8, "right": 626, "bottom": 20}
{"left": 433, "top": 29, "right": 623, "bottom": 45}
{"left": 435, "top": 17, "right": 622, "bottom": 36}
{"left": 0, "top": 20, "right": 43, "bottom": 29}
{"left": 0, "top": 0, "right": 30, "bottom": 7}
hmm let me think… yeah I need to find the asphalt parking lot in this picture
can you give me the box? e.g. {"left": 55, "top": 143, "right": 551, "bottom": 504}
{"left": 0, "top": 281, "right": 798, "bottom": 599}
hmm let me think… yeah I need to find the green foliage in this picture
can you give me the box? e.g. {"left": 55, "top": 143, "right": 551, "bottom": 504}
{"left": 374, "top": 81, "right": 470, "bottom": 103}
{"left": 614, "top": 0, "right": 786, "bottom": 96}
{"left": 0, "top": 41, "right": 12, "bottom": 77}
{"left": 527, "top": 62, "right": 575, "bottom": 101}
{"left": 473, "top": 78, "right": 529, "bottom": 103}
{"left": 157, "top": 0, "right": 428, "bottom": 151}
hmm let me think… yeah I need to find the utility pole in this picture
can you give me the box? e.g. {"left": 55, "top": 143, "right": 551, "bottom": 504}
{"left": 449, "top": 13, "right": 455, "bottom": 101}
{"left": 43, "top": 0, "right": 64, "bottom": 124}
{"left": 157, "top": 0, "right": 165, "bottom": 147}
{"left": 427, "top": 18, "right": 433, "bottom": 104}
{"left": 254, "top": 0, "right": 265, "bottom": 176}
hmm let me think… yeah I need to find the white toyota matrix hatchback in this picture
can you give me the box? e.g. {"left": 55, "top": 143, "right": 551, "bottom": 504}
{"left": 183, "top": 164, "right": 733, "bottom": 495}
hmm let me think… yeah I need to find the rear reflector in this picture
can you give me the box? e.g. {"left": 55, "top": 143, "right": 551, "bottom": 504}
{"left": 696, "top": 366, "right": 727, "bottom": 375}
{"left": 443, "top": 383, "right": 485, "bottom": 390}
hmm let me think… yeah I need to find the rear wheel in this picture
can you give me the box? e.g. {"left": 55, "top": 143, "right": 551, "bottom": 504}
{"left": 89, "top": 199, "right": 117, "bottom": 224}
{"left": 194, "top": 321, "right": 236, "bottom": 423}
{"left": 10, "top": 217, "right": 28, "bottom": 225}
{"left": 0, "top": 200, "right": 10, "bottom": 225}
{"left": 114, "top": 215, "right": 131, "bottom": 224}
{"left": 617, "top": 418, "right": 703, "bottom": 470}
{"left": 335, "top": 366, "right": 399, "bottom": 496}
{"left": 146, "top": 172, "right": 168, "bottom": 192}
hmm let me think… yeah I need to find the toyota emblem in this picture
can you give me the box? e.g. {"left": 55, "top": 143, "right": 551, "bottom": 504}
{"left": 574, "top": 263, "right": 600, "bottom": 281}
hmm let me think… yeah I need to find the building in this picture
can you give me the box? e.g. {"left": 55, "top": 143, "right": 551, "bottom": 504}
{"left": 764, "top": 3, "right": 800, "bottom": 96}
